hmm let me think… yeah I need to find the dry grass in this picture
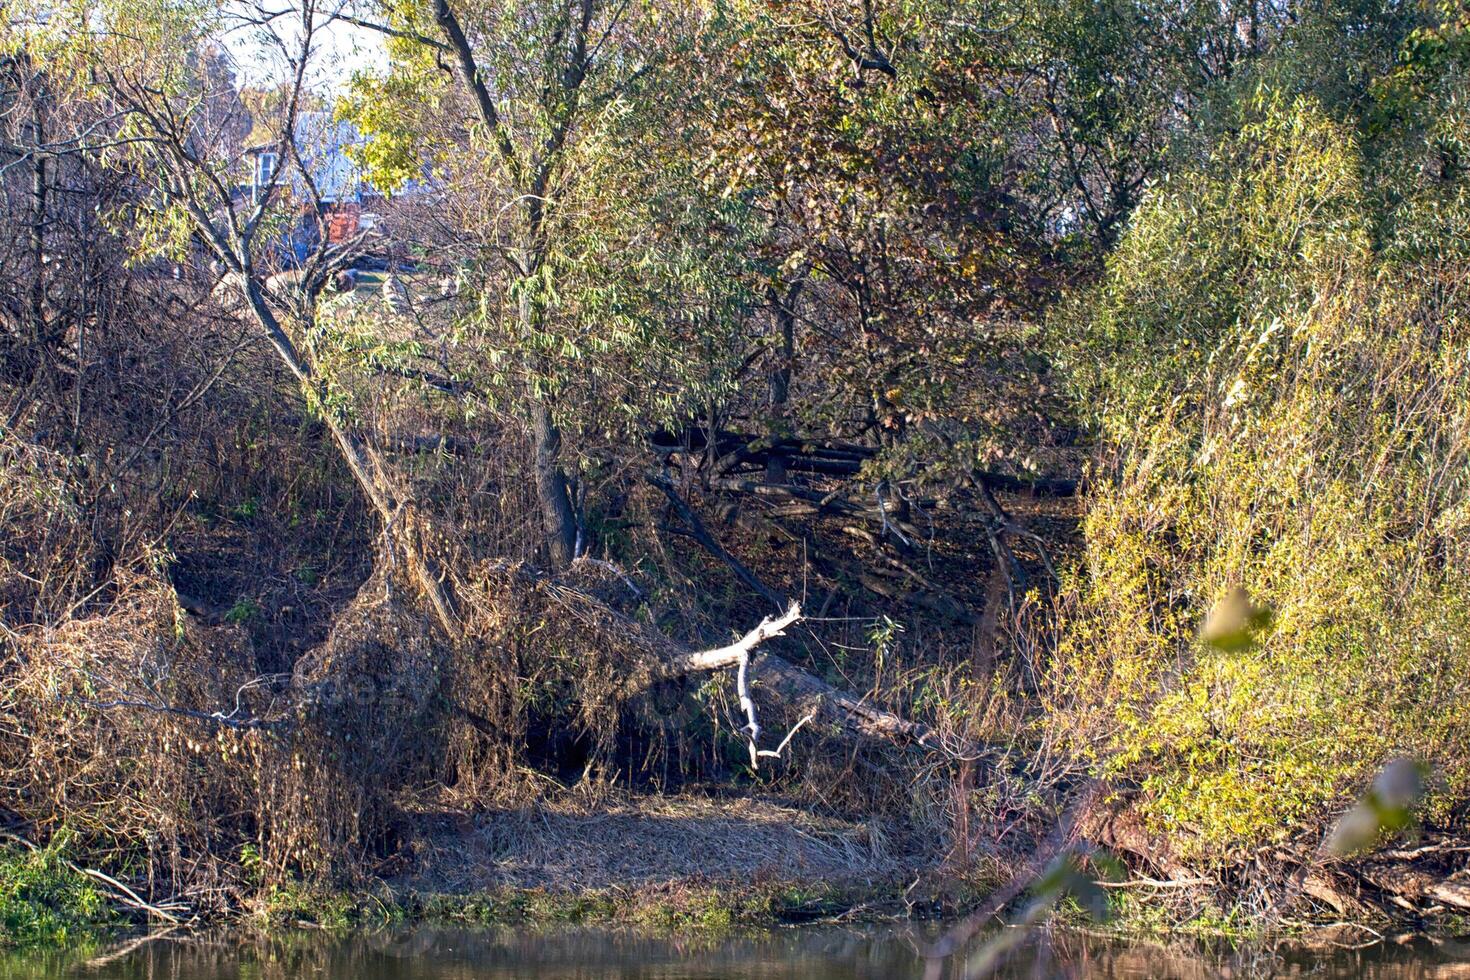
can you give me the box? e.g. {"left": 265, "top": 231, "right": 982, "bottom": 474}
{"left": 397, "top": 794, "right": 913, "bottom": 894}
{"left": 0, "top": 251, "right": 1066, "bottom": 918}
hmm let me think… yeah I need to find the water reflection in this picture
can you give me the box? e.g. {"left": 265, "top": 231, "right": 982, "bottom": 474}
{"left": 2, "top": 923, "right": 1468, "bottom": 978}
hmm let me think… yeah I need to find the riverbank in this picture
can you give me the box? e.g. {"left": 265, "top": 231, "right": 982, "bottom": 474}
{"left": 11, "top": 848, "right": 1470, "bottom": 970}
{"left": 0, "top": 854, "right": 933, "bottom": 950}
{"left": 0, "top": 841, "right": 124, "bottom": 947}
{"left": 259, "top": 793, "right": 953, "bottom": 933}
{"left": 0, "top": 794, "right": 953, "bottom": 949}
{"left": 7, "top": 792, "right": 1466, "bottom": 952}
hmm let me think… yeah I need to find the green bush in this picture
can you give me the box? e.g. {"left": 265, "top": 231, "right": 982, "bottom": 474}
{"left": 0, "top": 843, "right": 118, "bottom": 947}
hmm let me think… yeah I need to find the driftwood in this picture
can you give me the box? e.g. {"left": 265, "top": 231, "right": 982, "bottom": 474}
{"left": 623, "top": 601, "right": 942, "bottom": 747}
{"left": 0, "top": 832, "right": 191, "bottom": 924}
{"left": 686, "top": 602, "right": 818, "bottom": 768}
{"left": 1296, "top": 868, "right": 1371, "bottom": 917}
{"left": 1274, "top": 846, "right": 1470, "bottom": 920}
{"left": 1081, "top": 791, "right": 1470, "bottom": 924}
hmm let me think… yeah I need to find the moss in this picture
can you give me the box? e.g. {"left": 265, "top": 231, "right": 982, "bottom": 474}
{"left": 0, "top": 844, "right": 121, "bottom": 948}
{"left": 248, "top": 878, "right": 899, "bottom": 936}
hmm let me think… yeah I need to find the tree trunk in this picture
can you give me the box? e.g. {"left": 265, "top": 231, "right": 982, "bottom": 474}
{"left": 430, "top": 0, "right": 583, "bottom": 569}
{"left": 765, "top": 281, "right": 800, "bottom": 483}
{"left": 516, "top": 253, "right": 579, "bottom": 566}
{"left": 19, "top": 65, "right": 48, "bottom": 378}
{"left": 28, "top": 93, "right": 46, "bottom": 353}
{"left": 234, "top": 272, "right": 458, "bottom": 634}
{"left": 532, "top": 397, "right": 578, "bottom": 565}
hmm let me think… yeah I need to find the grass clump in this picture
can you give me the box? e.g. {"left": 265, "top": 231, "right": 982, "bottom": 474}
{"left": 257, "top": 884, "right": 368, "bottom": 929}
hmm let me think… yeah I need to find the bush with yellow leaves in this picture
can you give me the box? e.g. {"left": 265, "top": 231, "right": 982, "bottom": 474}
{"left": 1051, "top": 82, "right": 1470, "bottom": 861}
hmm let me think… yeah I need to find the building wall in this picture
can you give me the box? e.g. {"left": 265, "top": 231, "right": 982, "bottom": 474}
{"left": 325, "top": 202, "right": 361, "bottom": 243}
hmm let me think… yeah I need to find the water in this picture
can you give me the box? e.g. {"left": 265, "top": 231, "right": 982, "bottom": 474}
{"left": 1, "top": 924, "right": 1463, "bottom": 978}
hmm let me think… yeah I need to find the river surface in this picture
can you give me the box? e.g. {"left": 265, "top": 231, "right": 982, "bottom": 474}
{"left": 2, "top": 924, "right": 1465, "bottom": 978}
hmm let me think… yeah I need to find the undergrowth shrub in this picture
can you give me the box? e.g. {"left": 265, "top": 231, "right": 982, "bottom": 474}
{"left": 1051, "top": 80, "right": 1470, "bottom": 861}
{"left": 0, "top": 840, "right": 119, "bottom": 947}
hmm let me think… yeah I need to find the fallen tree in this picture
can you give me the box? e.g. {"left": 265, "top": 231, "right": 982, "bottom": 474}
{"left": 460, "top": 558, "right": 953, "bottom": 752}
{"left": 649, "top": 426, "right": 1079, "bottom": 497}
{"left": 11, "top": 536, "right": 970, "bottom": 908}
{"left": 648, "top": 423, "right": 1064, "bottom": 610}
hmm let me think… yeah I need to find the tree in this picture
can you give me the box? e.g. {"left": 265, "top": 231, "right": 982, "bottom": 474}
{"left": 693, "top": 1, "right": 1068, "bottom": 498}
{"left": 342, "top": 0, "right": 737, "bottom": 566}
{"left": 9, "top": 0, "right": 462, "bottom": 631}
{"left": 1052, "top": 0, "right": 1470, "bottom": 862}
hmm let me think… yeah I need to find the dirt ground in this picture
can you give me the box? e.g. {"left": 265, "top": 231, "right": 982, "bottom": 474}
{"left": 396, "top": 795, "right": 920, "bottom": 894}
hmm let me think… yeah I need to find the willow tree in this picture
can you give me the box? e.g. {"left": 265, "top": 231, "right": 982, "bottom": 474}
{"left": 339, "top": 0, "right": 752, "bottom": 566}
{"left": 4, "top": 0, "right": 463, "bottom": 631}
{"left": 1052, "top": 0, "right": 1470, "bottom": 862}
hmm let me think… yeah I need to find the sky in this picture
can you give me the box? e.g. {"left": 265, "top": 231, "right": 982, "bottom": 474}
{"left": 222, "top": 9, "right": 387, "bottom": 90}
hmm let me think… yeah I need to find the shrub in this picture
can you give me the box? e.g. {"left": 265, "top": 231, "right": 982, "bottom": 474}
{"left": 1052, "top": 83, "right": 1470, "bottom": 860}
{"left": 0, "top": 842, "right": 118, "bottom": 947}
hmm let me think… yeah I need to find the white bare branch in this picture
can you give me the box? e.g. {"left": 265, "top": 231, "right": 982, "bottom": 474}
{"left": 681, "top": 602, "right": 802, "bottom": 672}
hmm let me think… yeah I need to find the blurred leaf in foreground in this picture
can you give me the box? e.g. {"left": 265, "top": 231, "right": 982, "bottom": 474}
{"left": 964, "top": 850, "right": 1111, "bottom": 978}
{"left": 1324, "top": 757, "right": 1426, "bottom": 857}
{"left": 1200, "top": 586, "right": 1274, "bottom": 651}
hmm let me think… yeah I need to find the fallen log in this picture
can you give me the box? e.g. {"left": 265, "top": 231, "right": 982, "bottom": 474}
{"left": 708, "top": 477, "right": 926, "bottom": 542}
{"left": 516, "top": 564, "right": 956, "bottom": 751}
{"left": 649, "top": 425, "right": 1079, "bottom": 496}
{"left": 647, "top": 471, "right": 788, "bottom": 612}
{"left": 90, "top": 552, "right": 959, "bottom": 765}
{"left": 1298, "top": 870, "right": 1370, "bottom": 917}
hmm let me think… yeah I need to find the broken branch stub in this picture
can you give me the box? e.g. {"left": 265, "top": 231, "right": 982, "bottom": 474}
{"left": 682, "top": 601, "right": 802, "bottom": 672}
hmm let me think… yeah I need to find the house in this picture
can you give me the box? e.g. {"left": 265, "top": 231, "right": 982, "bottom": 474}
{"left": 243, "top": 112, "right": 385, "bottom": 252}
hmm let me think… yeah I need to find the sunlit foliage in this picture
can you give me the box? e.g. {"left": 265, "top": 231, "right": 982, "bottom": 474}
{"left": 1052, "top": 2, "right": 1470, "bottom": 859}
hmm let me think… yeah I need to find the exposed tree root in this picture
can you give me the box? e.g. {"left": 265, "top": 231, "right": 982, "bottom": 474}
{"left": 1354, "top": 859, "right": 1470, "bottom": 914}
{"left": 1066, "top": 787, "right": 1470, "bottom": 928}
